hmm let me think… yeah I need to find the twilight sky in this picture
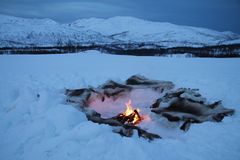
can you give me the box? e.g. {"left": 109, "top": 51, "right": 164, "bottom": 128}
{"left": 0, "top": 0, "right": 240, "bottom": 33}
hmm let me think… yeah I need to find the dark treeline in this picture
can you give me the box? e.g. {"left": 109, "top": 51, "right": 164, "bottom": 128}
{"left": 0, "top": 43, "right": 239, "bottom": 58}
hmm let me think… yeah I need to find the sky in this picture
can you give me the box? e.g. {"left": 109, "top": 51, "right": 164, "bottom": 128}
{"left": 0, "top": 0, "right": 240, "bottom": 33}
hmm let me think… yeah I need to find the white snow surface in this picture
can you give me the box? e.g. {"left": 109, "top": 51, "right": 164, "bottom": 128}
{"left": 0, "top": 50, "right": 240, "bottom": 160}
{"left": 0, "top": 14, "right": 240, "bottom": 48}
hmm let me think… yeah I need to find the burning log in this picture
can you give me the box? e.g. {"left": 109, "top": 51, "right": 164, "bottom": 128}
{"left": 113, "top": 100, "right": 142, "bottom": 125}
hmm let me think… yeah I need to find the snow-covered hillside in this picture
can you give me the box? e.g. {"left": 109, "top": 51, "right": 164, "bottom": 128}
{"left": 0, "top": 50, "right": 240, "bottom": 160}
{"left": 0, "top": 14, "right": 240, "bottom": 48}
{"left": 72, "top": 16, "right": 240, "bottom": 47}
{"left": 0, "top": 14, "right": 114, "bottom": 47}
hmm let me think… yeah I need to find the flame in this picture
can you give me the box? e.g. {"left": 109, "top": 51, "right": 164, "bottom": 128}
{"left": 122, "top": 100, "right": 141, "bottom": 124}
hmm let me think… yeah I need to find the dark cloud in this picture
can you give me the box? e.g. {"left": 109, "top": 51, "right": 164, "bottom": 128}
{"left": 0, "top": 0, "right": 240, "bottom": 33}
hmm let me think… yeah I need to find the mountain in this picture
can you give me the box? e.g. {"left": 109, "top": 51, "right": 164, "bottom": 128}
{"left": 0, "top": 14, "right": 114, "bottom": 48}
{"left": 0, "top": 14, "right": 240, "bottom": 56}
{"left": 72, "top": 16, "right": 240, "bottom": 47}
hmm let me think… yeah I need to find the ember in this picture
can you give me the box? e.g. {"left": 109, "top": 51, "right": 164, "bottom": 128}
{"left": 115, "top": 100, "right": 142, "bottom": 125}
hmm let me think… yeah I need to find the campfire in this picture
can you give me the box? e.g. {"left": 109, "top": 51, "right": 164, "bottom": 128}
{"left": 66, "top": 75, "right": 235, "bottom": 141}
{"left": 115, "top": 100, "right": 142, "bottom": 125}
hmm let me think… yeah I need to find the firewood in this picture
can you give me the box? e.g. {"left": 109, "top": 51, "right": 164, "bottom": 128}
{"left": 85, "top": 110, "right": 161, "bottom": 140}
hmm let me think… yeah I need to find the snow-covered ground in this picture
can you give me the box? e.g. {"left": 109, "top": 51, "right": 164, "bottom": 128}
{"left": 0, "top": 51, "right": 240, "bottom": 160}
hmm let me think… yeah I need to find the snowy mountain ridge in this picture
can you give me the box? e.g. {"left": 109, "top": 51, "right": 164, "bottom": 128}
{"left": 1, "top": 14, "right": 240, "bottom": 48}
{"left": 72, "top": 16, "right": 240, "bottom": 46}
{"left": 0, "top": 14, "right": 114, "bottom": 48}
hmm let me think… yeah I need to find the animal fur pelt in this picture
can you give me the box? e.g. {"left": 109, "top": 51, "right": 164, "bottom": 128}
{"left": 151, "top": 88, "right": 235, "bottom": 131}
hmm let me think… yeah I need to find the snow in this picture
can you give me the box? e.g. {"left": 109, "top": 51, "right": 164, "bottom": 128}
{"left": 1, "top": 14, "right": 240, "bottom": 48}
{"left": 0, "top": 50, "right": 240, "bottom": 160}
